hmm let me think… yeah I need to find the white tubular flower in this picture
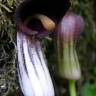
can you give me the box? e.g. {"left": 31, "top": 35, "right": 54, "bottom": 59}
{"left": 17, "top": 32, "right": 54, "bottom": 96}
{"left": 15, "top": 1, "right": 55, "bottom": 96}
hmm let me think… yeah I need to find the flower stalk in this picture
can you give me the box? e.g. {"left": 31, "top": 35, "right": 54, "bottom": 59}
{"left": 69, "top": 80, "right": 76, "bottom": 96}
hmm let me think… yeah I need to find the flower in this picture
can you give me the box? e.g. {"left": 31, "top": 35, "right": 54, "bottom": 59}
{"left": 55, "top": 11, "right": 85, "bottom": 80}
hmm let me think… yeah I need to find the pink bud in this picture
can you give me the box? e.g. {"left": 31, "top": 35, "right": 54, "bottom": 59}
{"left": 56, "top": 11, "right": 85, "bottom": 45}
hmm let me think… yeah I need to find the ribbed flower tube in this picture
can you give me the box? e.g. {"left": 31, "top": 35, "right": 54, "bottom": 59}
{"left": 56, "top": 11, "right": 84, "bottom": 80}
{"left": 15, "top": 1, "right": 55, "bottom": 96}
{"left": 17, "top": 32, "right": 54, "bottom": 96}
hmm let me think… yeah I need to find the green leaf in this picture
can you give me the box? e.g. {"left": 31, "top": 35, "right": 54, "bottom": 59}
{"left": 82, "top": 82, "right": 96, "bottom": 96}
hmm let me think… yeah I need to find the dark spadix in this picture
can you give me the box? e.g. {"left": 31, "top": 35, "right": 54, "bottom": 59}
{"left": 14, "top": 0, "right": 70, "bottom": 36}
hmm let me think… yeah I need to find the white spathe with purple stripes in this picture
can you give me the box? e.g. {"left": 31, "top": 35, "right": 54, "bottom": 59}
{"left": 17, "top": 32, "right": 54, "bottom": 96}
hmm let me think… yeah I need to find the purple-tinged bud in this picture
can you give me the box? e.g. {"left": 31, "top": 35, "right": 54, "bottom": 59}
{"left": 55, "top": 11, "right": 85, "bottom": 80}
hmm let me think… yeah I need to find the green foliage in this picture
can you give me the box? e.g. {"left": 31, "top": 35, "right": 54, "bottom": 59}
{"left": 0, "top": 0, "right": 23, "bottom": 96}
{"left": 82, "top": 82, "right": 96, "bottom": 96}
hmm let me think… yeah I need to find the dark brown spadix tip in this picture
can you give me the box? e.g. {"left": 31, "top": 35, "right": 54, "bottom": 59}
{"left": 14, "top": 0, "right": 70, "bottom": 36}
{"left": 25, "top": 14, "right": 56, "bottom": 32}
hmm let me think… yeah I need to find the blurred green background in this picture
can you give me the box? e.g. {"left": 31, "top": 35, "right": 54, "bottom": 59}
{"left": 0, "top": 0, "right": 96, "bottom": 96}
